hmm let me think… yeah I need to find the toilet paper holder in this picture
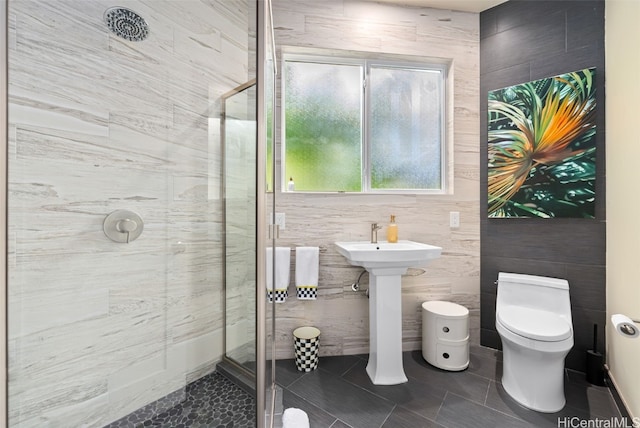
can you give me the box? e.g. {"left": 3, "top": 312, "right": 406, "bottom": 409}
{"left": 611, "top": 314, "right": 640, "bottom": 338}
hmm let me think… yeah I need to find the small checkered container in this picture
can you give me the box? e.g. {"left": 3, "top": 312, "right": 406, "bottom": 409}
{"left": 293, "top": 326, "right": 321, "bottom": 372}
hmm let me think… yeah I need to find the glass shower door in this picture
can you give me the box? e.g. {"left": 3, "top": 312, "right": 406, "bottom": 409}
{"left": 222, "top": 81, "right": 257, "bottom": 373}
{"left": 5, "top": 0, "right": 259, "bottom": 426}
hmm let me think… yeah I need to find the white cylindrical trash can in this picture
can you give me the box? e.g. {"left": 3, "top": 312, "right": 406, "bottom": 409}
{"left": 293, "top": 326, "right": 321, "bottom": 372}
{"left": 422, "top": 301, "right": 469, "bottom": 371}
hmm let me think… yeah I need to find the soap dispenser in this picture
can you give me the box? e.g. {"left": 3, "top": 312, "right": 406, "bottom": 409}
{"left": 387, "top": 215, "right": 398, "bottom": 243}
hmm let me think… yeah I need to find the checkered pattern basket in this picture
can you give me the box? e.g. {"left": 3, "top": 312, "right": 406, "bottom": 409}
{"left": 267, "top": 288, "right": 288, "bottom": 303}
{"left": 293, "top": 326, "right": 321, "bottom": 372}
{"left": 296, "top": 286, "right": 317, "bottom": 300}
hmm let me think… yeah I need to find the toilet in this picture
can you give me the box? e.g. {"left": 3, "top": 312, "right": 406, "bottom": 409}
{"left": 495, "top": 272, "right": 574, "bottom": 413}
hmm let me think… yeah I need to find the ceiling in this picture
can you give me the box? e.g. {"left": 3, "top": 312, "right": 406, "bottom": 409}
{"left": 368, "top": 0, "right": 508, "bottom": 13}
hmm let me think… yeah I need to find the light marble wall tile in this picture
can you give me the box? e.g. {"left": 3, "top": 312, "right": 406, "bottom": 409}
{"left": 271, "top": 0, "right": 480, "bottom": 359}
{"left": 8, "top": 0, "right": 252, "bottom": 426}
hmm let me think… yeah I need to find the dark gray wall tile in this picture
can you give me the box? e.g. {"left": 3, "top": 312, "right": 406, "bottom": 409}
{"left": 565, "top": 264, "right": 606, "bottom": 311}
{"left": 481, "top": 221, "right": 605, "bottom": 265}
{"left": 530, "top": 45, "right": 603, "bottom": 82}
{"left": 480, "top": 328, "right": 502, "bottom": 350}
{"left": 494, "top": 1, "right": 569, "bottom": 33}
{"left": 566, "top": 308, "right": 607, "bottom": 369}
{"left": 480, "top": 292, "right": 496, "bottom": 329}
{"left": 481, "top": 63, "right": 532, "bottom": 93}
{"left": 566, "top": 1, "right": 605, "bottom": 50}
{"left": 479, "top": 7, "right": 497, "bottom": 40}
{"left": 480, "top": 0, "right": 606, "bottom": 374}
{"left": 480, "top": 10, "right": 566, "bottom": 74}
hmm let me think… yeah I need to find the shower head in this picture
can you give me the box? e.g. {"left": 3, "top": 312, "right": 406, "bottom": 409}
{"left": 104, "top": 7, "right": 149, "bottom": 42}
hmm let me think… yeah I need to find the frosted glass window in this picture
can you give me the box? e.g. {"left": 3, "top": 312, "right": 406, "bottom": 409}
{"left": 282, "top": 54, "right": 446, "bottom": 193}
{"left": 370, "top": 66, "right": 442, "bottom": 190}
{"left": 284, "top": 61, "right": 363, "bottom": 192}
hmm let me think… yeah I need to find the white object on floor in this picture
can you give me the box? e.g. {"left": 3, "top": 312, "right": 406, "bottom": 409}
{"left": 282, "top": 407, "right": 309, "bottom": 428}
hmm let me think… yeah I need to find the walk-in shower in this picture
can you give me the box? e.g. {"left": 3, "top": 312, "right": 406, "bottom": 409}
{"left": 4, "top": 0, "right": 273, "bottom": 426}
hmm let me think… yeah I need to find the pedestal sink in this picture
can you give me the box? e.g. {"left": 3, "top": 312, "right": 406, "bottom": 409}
{"left": 335, "top": 240, "right": 442, "bottom": 385}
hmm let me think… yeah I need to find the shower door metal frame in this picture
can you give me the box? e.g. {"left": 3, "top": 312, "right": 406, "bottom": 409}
{"left": 220, "top": 78, "right": 258, "bottom": 384}
{"left": 256, "top": 0, "right": 272, "bottom": 427}
{"left": 1, "top": 0, "right": 7, "bottom": 424}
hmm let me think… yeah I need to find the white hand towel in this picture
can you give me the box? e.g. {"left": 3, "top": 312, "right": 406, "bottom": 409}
{"left": 295, "top": 247, "right": 319, "bottom": 297}
{"left": 282, "top": 408, "right": 309, "bottom": 428}
{"left": 266, "top": 247, "right": 291, "bottom": 291}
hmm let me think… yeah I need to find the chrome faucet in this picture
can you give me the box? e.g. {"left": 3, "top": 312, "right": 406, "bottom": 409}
{"left": 371, "top": 223, "right": 383, "bottom": 243}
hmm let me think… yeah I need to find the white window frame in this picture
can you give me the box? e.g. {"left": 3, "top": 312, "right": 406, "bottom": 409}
{"left": 281, "top": 50, "right": 448, "bottom": 194}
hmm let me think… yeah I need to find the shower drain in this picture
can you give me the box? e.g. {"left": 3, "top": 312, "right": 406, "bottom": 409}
{"left": 104, "top": 7, "right": 149, "bottom": 42}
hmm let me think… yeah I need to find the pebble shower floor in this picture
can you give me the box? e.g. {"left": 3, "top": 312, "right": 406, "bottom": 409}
{"left": 105, "top": 372, "right": 255, "bottom": 428}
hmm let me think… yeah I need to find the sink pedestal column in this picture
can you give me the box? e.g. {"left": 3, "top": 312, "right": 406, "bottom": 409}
{"left": 366, "top": 266, "right": 408, "bottom": 385}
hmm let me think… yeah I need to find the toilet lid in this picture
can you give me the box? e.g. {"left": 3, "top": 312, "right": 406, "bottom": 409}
{"left": 497, "top": 306, "right": 572, "bottom": 342}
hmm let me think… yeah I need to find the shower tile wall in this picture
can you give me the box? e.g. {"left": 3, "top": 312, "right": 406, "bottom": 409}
{"left": 7, "top": 1, "right": 251, "bottom": 426}
{"left": 270, "top": 0, "right": 481, "bottom": 359}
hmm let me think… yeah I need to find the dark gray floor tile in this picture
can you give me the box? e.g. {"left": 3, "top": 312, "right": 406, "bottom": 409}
{"left": 566, "top": 368, "right": 610, "bottom": 392}
{"left": 275, "top": 358, "right": 307, "bottom": 387}
{"left": 275, "top": 351, "right": 625, "bottom": 428}
{"left": 342, "top": 359, "right": 446, "bottom": 421}
{"left": 470, "top": 344, "right": 502, "bottom": 362}
{"left": 282, "top": 388, "right": 339, "bottom": 428}
{"left": 467, "top": 351, "right": 503, "bottom": 381}
{"left": 287, "top": 368, "right": 395, "bottom": 428}
{"left": 565, "top": 379, "right": 622, "bottom": 419}
{"left": 381, "top": 406, "right": 445, "bottom": 428}
{"left": 329, "top": 420, "right": 353, "bottom": 428}
{"left": 485, "top": 380, "right": 594, "bottom": 428}
{"left": 402, "top": 350, "right": 491, "bottom": 405}
{"left": 437, "top": 392, "right": 532, "bottom": 428}
{"left": 318, "top": 354, "right": 362, "bottom": 377}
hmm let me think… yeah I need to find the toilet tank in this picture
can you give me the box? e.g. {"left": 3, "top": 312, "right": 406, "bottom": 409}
{"left": 496, "top": 272, "right": 572, "bottom": 322}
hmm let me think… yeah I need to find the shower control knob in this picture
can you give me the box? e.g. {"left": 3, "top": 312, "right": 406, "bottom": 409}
{"left": 104, "top": 210, "right": 144, "bottom": 243}
{"left": 116, "top": 219, "right": 138, "bottom": 243}
{"left": 116, "top": 218, "right": 137, "bottom": 232}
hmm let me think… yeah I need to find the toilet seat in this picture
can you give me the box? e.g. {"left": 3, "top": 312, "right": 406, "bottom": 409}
{"left": 497, "top": 306, "right": 572, "bottom": 342}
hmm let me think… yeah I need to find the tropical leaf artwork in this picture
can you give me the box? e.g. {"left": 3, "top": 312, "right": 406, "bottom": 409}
{"left": 488, "top": 68, "right": 596, "bottom": 218}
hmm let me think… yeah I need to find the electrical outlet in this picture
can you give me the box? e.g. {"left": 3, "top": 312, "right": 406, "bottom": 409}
{"left": 275, "top": 212, "right": 286, "bottom": 230}
{"left": 450, "top": 211, "right": 460, "bottom": 228}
